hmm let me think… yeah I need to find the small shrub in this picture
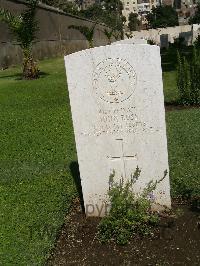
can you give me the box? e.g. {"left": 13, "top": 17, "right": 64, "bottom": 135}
{"left": 194, "top": 35, "right": 200, "bottom": 49}
{"left": 98, "top": 168, "right": 167, "bottom": 245}
{"left": 147, "top": 39, "right": 156, "bottom": 45}
{"left": 176, "top": 48, "right": 200, "bottom": 105}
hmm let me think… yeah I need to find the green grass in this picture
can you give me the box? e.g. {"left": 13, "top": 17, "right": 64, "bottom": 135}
{"left": 163, "top": 71, "right": 179, "bottom": 103}
{"left": 167, "top": 109, "right": 200, "bottom": 198}
{"left": 0, "top": 59, "right": 77, "bottom": 265}
{"left": 0, "top": 57, "right": 199, "bottom": 265}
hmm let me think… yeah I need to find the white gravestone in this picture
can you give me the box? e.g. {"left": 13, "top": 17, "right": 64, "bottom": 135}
{"left": 65, "top": 44, "right": 171, "bottom": 217}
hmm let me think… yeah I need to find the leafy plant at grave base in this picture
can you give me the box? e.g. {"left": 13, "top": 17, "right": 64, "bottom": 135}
{"left": 98, "top": 168, "right": 168, "bottom": 245}
{"left": 0, "top": 0, "right": 39, "bottom": 79}
{"left": 68, "top": 23, "right": 96, "bottom": 48}
{"left": 176, "top": 48, "right": 200, "bottom": 105}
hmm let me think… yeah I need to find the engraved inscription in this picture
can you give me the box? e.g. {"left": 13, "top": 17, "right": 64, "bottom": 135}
{"left": 80, "top": 106, "right": 149, "bottom": 136}
{"left": 93, "top": 58, "right": 137, "bottom": 103}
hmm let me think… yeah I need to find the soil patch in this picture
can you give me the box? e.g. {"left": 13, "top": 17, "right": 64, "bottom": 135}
{"left": 47, "top": 202, "right": 200, "bottom": 266}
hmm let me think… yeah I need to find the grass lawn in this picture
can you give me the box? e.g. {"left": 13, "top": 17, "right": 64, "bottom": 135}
{"left": 0, "top": 57, "right": 199, "bottom": 265}
{"left": 0, "top": 59, "right": 77, "bottom": 265}
{"left": 163, "top": 71, "right": 178, "bottom": 103}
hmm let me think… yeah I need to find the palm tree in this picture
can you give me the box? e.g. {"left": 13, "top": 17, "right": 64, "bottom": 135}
{"left": 68, "top": 23, "right": 96, "bottom": 48}
{"left": 0, "top": 0, "right": 39, "bottom": 79}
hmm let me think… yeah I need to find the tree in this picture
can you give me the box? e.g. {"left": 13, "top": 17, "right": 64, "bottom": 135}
{"left": 68, "top": 23, "right": 96, "bottom": 48}
{"left": 102, "top": 0, "right": 123, "bottom": 13}
{"left": 41, "top": 0, "right": 79, "bottom": 15}
{"left": 128, "top": 12, "right": 140, "bottom": 31}
{"left": 189, "top": 3, "right": 200, "bottom": 24}
{"left": 147, "top": 5, "right": 179, "bottom": 29}
{"left": 80, "top": 1, "right": 125, "bottom": 33}
{"left": 0, "top": 0, "right": 39, "bottom": 79}
{"left": 42, "top": 1, "right": 125, "bottom": 35}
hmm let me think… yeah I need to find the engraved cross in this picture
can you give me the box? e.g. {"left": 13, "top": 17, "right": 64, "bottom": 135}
{"left": 107, "top": 138, "right": 137, "bottom": 178}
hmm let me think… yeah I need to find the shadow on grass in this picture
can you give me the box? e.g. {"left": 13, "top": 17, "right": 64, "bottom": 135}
{"left": 69, "top": 161, "right": 85, "bottom": 213}
{"left": 161, "top": 45, "right": 193, "bottom": 72}
{"left": 161, "top": 63, "right": 175, "bottom": 72}
{"left": 165, "top": 101, "right": 200, "bottom": 111}
{"left": 0, "top": 71, "right": 49, "bottom": 80}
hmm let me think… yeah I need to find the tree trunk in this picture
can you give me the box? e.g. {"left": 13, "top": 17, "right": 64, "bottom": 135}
{"left": 88, "top": 39, "right": 94, "bottom": 48}
{"left": 22, "top": 50, "right": 39, "bottom": 80}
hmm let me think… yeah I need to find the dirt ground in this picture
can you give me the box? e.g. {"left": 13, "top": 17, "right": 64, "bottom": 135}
{"left": 47, "top": 201, "right": 200, "bottom": 266}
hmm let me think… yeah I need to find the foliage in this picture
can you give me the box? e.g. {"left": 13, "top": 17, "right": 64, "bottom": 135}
{"left": 0, "top": 0, "right": 39, "bottom": 79}
{"left": 176, "top": 48, "right": 200, "bottom": 105}
{"left": 147, "top": 5, "right": 179, "bottom": 29}
{"left": 147, "top": 39, "right": 156, "bottom": 45}
{"left": 42, "top": 0, "right": 125, "bottom": 31}
{"left": 189, "top": 3, "right": 200, "bottom": 24}
{"left": 173, "top": 36, "right": 185, "bottom": 48}
{"left": 43, "top": 1, "right": 124, "bottom": 35}
{"left": 194, "top": 34, "right": 200, "bottom": 49}
{"left": 128, "top": 12, "right": 140, "bottom": 31}
{"left": 125, "top": 32, "right": 133, "bottom": 39}
{"left": 98, "top": 168, "right": 168, "bottom": 245}
{"left": 68, "top": 23, "right": 96, "bottom": 48}
{"left": 102, "top": 0, "right": 123, "bottom": 13}
{"left": 103, "top": 28, "right": 116, "bottom": 44}
{"left": 80, "top": 2, "right": 126, "bottom": 33}
{"left": 177, "top": 51, "right": 190, "bottom": 104}
{"left": 41, "top": 0, "right": 79, "bottom": 15}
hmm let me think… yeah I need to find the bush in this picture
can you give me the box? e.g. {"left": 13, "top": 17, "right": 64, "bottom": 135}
{"left": 98, "top": 168, "right": 167, "bottom": 245}
{"left": 177, "top": 48, "right": 200, "bottom": 105}
{"left": 174, "top": 36, "right": 185, "bottom": 49}
{"left": 194, "top": 35, "right": 200, "bottom": 49}
{"left": 147, "top": 39, "right": 156, "bottom": 45}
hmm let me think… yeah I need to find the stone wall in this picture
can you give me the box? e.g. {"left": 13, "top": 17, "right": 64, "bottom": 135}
{"left": 130, "top": 24, "right": 200, "bottom": 47}
{"left": 0, "top": 0, "right": 113, "bottom": 68}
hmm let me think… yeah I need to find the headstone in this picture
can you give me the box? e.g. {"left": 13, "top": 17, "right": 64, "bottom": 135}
{"left": 179, "top": 32, "right": 192, "bottom": 46}
{"left": 113, "top": 38, "right": 147, "bottom": 45}
{"left": 192, "top": 24, "right": 200, "bottom": 43}
{"left": 64, "top": 44, "right": 171, "bottom": 217}
{"left": 160, "top": 34, "right": 169, "bottom": 49}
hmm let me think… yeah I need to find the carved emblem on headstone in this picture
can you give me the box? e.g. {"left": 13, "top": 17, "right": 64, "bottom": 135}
{"left": 93, "top": 58, "right": 137, "bottom": 103}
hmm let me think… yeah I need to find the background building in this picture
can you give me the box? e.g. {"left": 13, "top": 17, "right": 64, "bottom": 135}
{"left": 122, "top": 0, "right": 159, "bottom": 26}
